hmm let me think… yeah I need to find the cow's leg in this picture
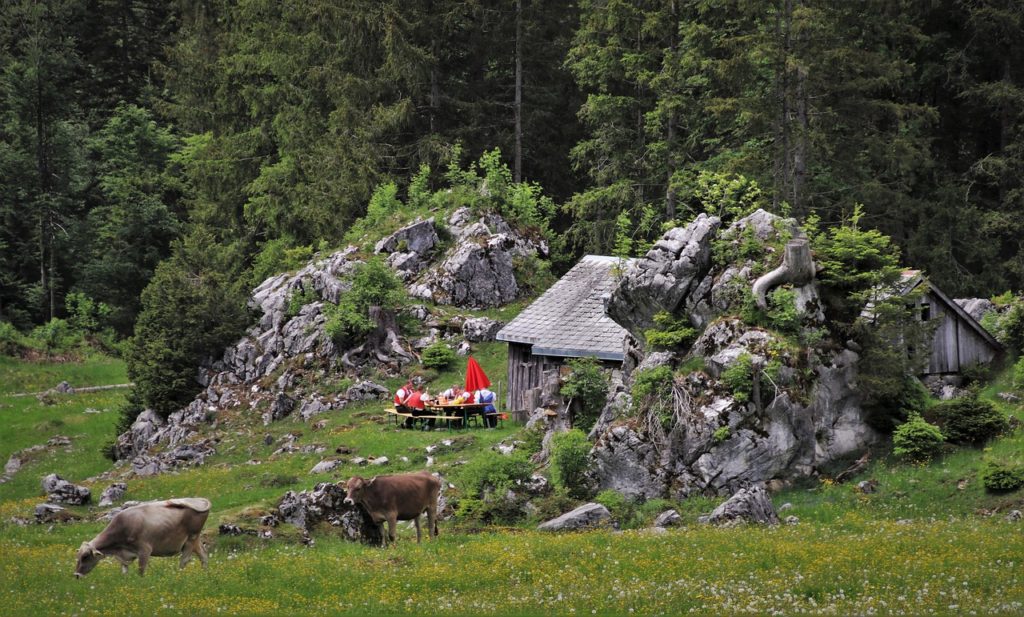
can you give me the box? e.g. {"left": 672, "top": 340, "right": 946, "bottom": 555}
{"left": 179, "top": 537, "right": 195, "bottom": 569}
{"left": 378, "top": 521, "right": 389, "bottom": 548}
{"left": 427, "top": 503, "right": 438, "bottom": 539}
{"left": 386, "top": 515, "right": 397, "bottom": 546}
{"left": 136, "top": 544, "right": 152, "bottom": 576}
{"left": 413, "top": 514, "right": 422, "bottom": 543}
{"left": 115, "top": 555, "right": 131, "bottom": 575}
{"left": 195, "top": 537, "right": 209, "bottom": 569}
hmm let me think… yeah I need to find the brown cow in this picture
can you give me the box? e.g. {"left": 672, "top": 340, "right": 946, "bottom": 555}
{"left": 343, "top": 471, "right": 440, "bottom": 546}
{"left": 74, "top": 498, "right": 210, "bottom": 577}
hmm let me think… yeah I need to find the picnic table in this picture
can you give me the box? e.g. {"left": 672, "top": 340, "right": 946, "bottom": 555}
{"left": 425, "top": 402, "right": 491, "bottom": 428}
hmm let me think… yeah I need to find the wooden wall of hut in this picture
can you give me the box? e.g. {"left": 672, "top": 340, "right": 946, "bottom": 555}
{"left": 505, "top": 342, "right": 564, "bottom": 414}
{"left": 923, "top": 292, "right": 998, "bottom": 375}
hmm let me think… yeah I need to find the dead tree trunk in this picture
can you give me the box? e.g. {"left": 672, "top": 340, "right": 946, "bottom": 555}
{"left": 341, "top": 306, "right": 414, "bottom": 368}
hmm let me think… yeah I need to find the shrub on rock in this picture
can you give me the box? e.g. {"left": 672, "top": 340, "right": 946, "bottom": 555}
{"left": 421, "top": 341, "right": 456, "bottom": 369}
{"left": 550, "top": 429, "right": 593, "bottom": 500}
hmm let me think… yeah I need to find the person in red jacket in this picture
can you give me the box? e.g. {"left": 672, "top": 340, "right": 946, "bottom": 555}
{"left": 394, "top": 381, "right": 413, "bottom": 414}
{"left": 404, "top": 385, "right": 435, "bottom": 430}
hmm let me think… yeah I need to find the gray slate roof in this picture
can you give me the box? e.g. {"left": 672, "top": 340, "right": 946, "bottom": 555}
{"left": 496, "top": 255, "right": 632, "bottom": 361}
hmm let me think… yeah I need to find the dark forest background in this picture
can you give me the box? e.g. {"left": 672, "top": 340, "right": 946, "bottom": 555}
{"left": 2, "top": 0, "right": 1023, "bottom": 337}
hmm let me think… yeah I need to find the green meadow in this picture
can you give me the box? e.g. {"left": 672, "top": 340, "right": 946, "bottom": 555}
{"left": 1, "top": 355, "right": 1023, "bottom": 616}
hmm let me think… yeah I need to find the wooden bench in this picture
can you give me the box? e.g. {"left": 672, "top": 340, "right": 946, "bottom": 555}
{"left": 383, "top": 407, "right": 462, "bottom": 431}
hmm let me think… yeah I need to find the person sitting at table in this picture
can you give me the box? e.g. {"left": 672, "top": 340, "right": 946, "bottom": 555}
{"left": 405, "top": 385, "right": 435, "bottom": 430}
{"left": 474, "top": 387, "right": 498, "bottom": 428}
{"left": 394, "top": 381, "right": 413, "bottom": 415}
{"left": 440, "top": 384, "right": 464, "bottom": 404}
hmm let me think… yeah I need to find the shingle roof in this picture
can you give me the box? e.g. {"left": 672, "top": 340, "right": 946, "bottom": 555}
{"left": 496, "top": 255, "right": 632, "bottom": 361}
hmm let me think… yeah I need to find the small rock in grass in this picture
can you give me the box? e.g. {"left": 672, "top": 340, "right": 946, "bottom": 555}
{"left": 1006, "top": 510, "right": 1022, "bottom": 522}
{"left": 653, "top": 509, "right": 682, "bottom": 528}
{"left": 310, "top": 460, "right": 340, "bottom": 474}
{"left": 778, "top": 502, "right": 794, "bottom": 512}
{"left": 370, "top": 456, "right": 389, "bottom": 466}
{"left": 785, "top": 515, "right": 799, "bottom": 525}
{"left": 98, "top": 483, "right": 127, "bottom": 507}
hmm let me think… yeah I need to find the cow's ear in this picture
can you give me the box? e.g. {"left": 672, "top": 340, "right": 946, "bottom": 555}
{"left": 92, "top": 548, "right": 103, "bottom": 557}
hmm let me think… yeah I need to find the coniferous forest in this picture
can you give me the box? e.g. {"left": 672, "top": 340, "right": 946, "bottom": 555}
{"left": 2, "top": 0, "right": 1023, "bottom": 337}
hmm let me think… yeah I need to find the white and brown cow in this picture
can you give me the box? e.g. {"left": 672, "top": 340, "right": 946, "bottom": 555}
{"left": 344, "top": 471, "right": 440, "bottom": 546}
{"left": 74, "top": 498, "right": 211, "bottom": 577}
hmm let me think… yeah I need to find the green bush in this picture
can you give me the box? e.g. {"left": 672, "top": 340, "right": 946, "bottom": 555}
{"left": 0, "top": 321, "right": 27, "bottom": 356}
{"left": 324, "top": 258, "right": 406, "bottom": 346}
{"left": 65, "top": 292, "right": 112, "bottom": 335}
{"left": 457, "top": 450, "right": 533, "bottom": 499}
{"left": 29, "top": 319, "right": 81, "bottom": 353}
{"left": 594, "top": 489, "right": 636, "bottom": 526}
{"left": 643, "top": 311, "right": 697, "bottom": 350}
{"left": 713, "top": 426, "right": 731, "bottom": 443}
{"left": 560, "top": 357, "right": 609, "bottom": 432}
{"left": 980, "top": 459, "right": 1024, "bottom": 493}
{"left": 285, "top": 287, "right": 318, "bottom": 318}
{"left": 1014, "top": 357, "right": 1024, "bottom": 392}
{"left": 930, "top": 395, "right": 1008, "bottom": 445}
{"left": 721, "top": 353, "right": 756, "bottom": 404}
{"left": 550, "top": 429, "right": 593, "bottom": 500}
{"left": 892, "top": 414, "right": 945, "bottom": 462}
{"left": 250, "top": 238, "right": 314, "bottom": 284}
{"left": 421, "top": 341, "right": 456, "bottom": 369}
{"left": 862, "top": 374, "right": 931, "bottom": 433}
{"left": 630, "top": 365, "right": 676, "bottom": 429}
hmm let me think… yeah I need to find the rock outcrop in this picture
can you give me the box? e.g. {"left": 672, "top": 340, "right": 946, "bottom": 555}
{"left": 537, "top": 503, "right": 611, "bottom": 531}
{"left": 277, "top": 482, "right": 382, "bottom": 544}
{"left": 407, "top": 208, "right": 546, "bottom": 308}
{"left": 41, "top": 474, "right": 91, "bottom": 505}
{"left": 698, "top": 485, "right": 780, "bottom": 526}
{"left": 592, "top": 210, "right": 877, "bottom": 497}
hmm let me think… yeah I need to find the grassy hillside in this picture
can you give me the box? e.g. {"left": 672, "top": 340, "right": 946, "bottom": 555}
{"left": 1, "top": 355, "right": 1023, "bottom": 616}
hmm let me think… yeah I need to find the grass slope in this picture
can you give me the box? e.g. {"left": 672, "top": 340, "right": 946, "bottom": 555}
{"left": 1, "top": 355, "right": 1023, "bottom": 616}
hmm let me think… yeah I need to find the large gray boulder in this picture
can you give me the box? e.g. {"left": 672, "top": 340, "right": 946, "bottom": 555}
{"left": 537, "top": 503, "right": 611, "bottom": 531}
{"left": 590, "top": 425, "right": 667, "bottom": 499}
{"left": 41, "top": 474, "right": 91, "bottom": 505}
{"left": 607, "top": 213, "right": 720, "bottom": 338}
{"left": 462, "top": 317, "right": 504, "bottom": 342}
{"left": 277, "top": 482, "right": 382, "bottom": 544}
{"left": 98, "top": 483, "right": 127, "bottom": 507}
{"left": 699, "top": 485, "right": 779, "bottom": 526}
{"left": 375, "top": 219, "right": 440, "bottom": 280}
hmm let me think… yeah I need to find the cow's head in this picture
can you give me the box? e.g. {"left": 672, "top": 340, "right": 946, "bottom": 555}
{"left": 343, "top": 476, "right": 374, "bottom": 506}
{"left": 74, "top": 541, "right": 104, "bottom": 578}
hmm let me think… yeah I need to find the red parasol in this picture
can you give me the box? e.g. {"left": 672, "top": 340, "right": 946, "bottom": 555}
{"left": 464, "top": 356, "right": 491, "bottom": 392}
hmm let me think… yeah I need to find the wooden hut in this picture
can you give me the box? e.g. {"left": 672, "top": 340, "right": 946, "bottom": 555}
{"left": 496, "top": 255, "right": 633, "bottom": 412}
{"left": 899, "top": 271, "right": 1002, "bottom": 375}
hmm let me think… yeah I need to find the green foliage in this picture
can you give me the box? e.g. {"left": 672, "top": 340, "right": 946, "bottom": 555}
{"left": 630, "top": 365, "right": 676, "bottom": 429}
{"left": 250, "top": 239, "right": 315, "bottom": 284}
{"left": 64, "top": 292, "right": 112, "bottom": 336}
{"left": 892, "top": 414, "right": 946, "bottom": 463}
{"left": 643, "top": 311, "right": 697, "bottom": 350}
{"left": 1014, "top": 357, "right": 1024, "bottom": 392}
{"left": 421, "top": 342, "right": 456, "bottom": 370}
{"left": 687, "top": 171, "right": 765, "bottom": 224}
{"left": 512, "top": 254, "right": 556, "bottom": 298}
{"left": 457, "top": 450, "right": 533, "bottom": 500}
{"left": 0, "top": 322, "right": 27, "bottom": 356}
{"left": 862, "top": 375, "right": 931, "bottom": 434}
{"left": 550, "top": 429, "right": 593, "bottom": 500}
{"left": 721, "top": 354, "right": 756, "bottom": 404}
{"left": 613, "top": 211, "right": 633, "bottom": 261}
{"left": 979, "top": 459, "right": 1024, "bottom": 493}
{"left": 960, "top": 362, "right": 993, "bottom": 388}
{"left": 984, "top": 295, "right": 1024, "bottom": 355}
{"left": 29, "top": 319, "right": 80, "bottom": 354}
{"left": 324, "top": 258, "right": 406, "bottom": 347}
{"left": 125, "top": 229, "right": 250, "bottom": 417}
{"left": 560, "top": 357, "right": 609, "bottom": 432}
{"left": 713, "top": 426, "right": 731, "bottom": 443}
{"left": 930, "top": 395, "right": 1008, "bottom": 446}
{"left": 285, "top": 288, "right": 318, "bottom": 319}
{"left": 739, "top": 288, "right": 800, "bottom": 335}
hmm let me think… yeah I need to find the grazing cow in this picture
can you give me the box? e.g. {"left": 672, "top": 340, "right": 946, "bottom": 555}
{"left": 74, "top": 498, "right": 211, "bottom": 577}
{"left": 343, "top": 471, "right": 440, "bottom": 546}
